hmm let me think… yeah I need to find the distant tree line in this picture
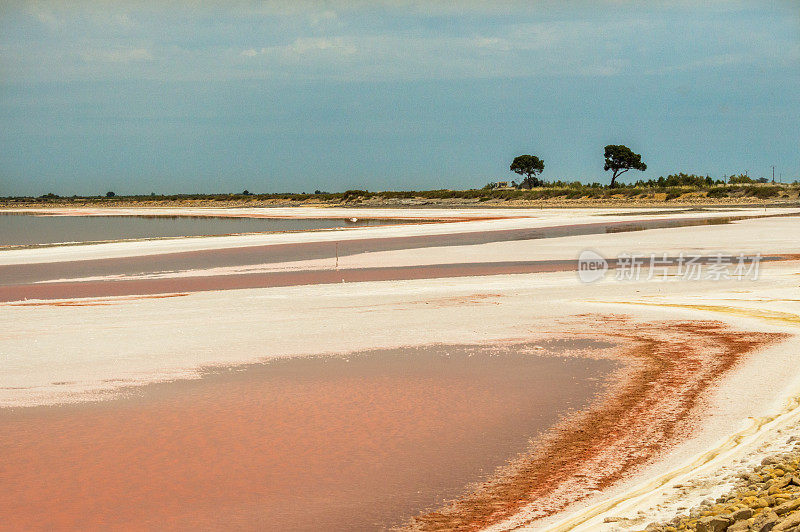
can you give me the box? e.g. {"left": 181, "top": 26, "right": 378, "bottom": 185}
{"left": 489, "top": 144, "right": 782, "bottom": 190}
{"left": 5, "top": 180, "right": 797, "bottom": 206}
{"left": 486, "top": 172, "right": 777, "bottom": 190}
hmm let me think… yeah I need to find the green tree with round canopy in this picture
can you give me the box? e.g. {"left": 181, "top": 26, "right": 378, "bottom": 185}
{"left": 604, "top": 145, "right": 647, "bottom": 187}
{"left": 510, "top": 154, "right": 545, "bottom": 188}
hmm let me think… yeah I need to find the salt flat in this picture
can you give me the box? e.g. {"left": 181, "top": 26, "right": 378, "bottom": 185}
{"left": 2, "top": 206, "right": 800, "bottom": 530}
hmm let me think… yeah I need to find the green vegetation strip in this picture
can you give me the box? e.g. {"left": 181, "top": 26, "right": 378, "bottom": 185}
{"left": 3, "top": 178, "right": 799, "bottom": 206}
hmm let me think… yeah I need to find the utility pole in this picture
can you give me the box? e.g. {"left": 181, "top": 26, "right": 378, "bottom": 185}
{"left": 772, "top": 166, "right": 775, "bottom": 184}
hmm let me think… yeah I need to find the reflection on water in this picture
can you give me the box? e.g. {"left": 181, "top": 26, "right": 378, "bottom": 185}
{"left": 0, "top": 213, "right": 417, "bottom": 246}
{"left": 604, "top": 216, "right": 734, "bottom": 233}
{"left": 0, "top": 341, "right": 615, "bottom": 531}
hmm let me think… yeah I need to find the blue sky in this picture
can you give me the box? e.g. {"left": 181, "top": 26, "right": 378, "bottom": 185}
{"left": 1, "top": 1, "right": 798, "bottom": 195}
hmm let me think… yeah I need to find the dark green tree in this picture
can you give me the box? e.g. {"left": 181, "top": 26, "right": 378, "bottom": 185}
{"left": 603, "top": 145, "right": 647, "bottom": 187}
{"left": 728, "top": 174, "right": 753, "bottom": 184}
{"left": 510, "top": 154, "right": 545, "bottom": 188}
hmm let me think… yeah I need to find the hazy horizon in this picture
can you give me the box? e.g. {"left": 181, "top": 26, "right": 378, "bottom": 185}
{"left": 1, "top": 1, "right": 798, "bottom": 196}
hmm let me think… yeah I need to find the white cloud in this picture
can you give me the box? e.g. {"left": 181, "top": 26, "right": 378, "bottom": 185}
{"left": 310, "top": 10, "right": 338, "bottom": 27}
{"left": 287, "top": 37, "right": 356, "bottom": 55}
{"left": 646, "top": 53, "right": 752, "bottom": 75}
{"left": 474, "top": 37, "right": 511, "bottom": 51}
{"left": 26, "top": 2, "right": 62, "bottom": 29}
{"left": 88, "top": 12, "right": 136, "bottom": 30}
{"left": 81, "top": 47, "right": 152, "bottom": 63}
{"left": 3, "top": 1, "right": 796, "bottom": 84}
{"left": 241, "top": 38, "right": 358, "bottom": 59}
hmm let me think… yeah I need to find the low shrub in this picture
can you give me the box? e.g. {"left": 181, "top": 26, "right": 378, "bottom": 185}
{"left": 744, "top": 186, "right": 780, "bottom": 199}
{"left": 706, "top": 187, "right": 729, "bottom": 198}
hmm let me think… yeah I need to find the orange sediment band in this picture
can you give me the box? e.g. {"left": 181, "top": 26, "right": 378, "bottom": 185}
{"left": 405, "top": 317, "right": 786, "bottom": 531}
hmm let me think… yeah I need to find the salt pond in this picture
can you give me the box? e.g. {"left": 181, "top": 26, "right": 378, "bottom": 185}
{"left": 0, "top": 342, "right": 615, "bottom": 530}
{"left": 0, "top": 212, "right": 415, "bottom": 247}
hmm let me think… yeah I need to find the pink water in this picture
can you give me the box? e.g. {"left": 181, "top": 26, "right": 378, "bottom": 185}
{"left": 0, "top": 343, "right": 614, "bottom": 530}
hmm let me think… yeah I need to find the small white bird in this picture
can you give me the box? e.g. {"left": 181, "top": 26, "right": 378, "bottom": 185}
{"left": 349, "top": 217, "right": 358, "bottom": 222}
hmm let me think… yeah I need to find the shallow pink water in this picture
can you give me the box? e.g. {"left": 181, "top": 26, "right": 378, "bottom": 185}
{"left": 0, "top": 343, "right": 614, "bottom": 530}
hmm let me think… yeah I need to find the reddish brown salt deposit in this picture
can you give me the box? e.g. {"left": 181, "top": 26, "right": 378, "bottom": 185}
{"left": 408, "top": 317, "right": 784, "bottom": 531}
